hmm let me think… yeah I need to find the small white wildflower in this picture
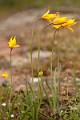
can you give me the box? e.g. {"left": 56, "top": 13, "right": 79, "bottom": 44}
{"left": 30, "top": 77, "right": 41, "bottom": 83}
{"left": 70, "top": 106, "right": 77, "bottom": 111}
{"left": 60, "top": 110, "right": 63, "bottom": 114}
{"left": 11, "top": 114, "right": 14, "bottom": 118}
{"left": 1, "top": 103, "right": 6, "bottom": 107}
{"left": 75, "top": 78, "right": 80, "bottom": 82}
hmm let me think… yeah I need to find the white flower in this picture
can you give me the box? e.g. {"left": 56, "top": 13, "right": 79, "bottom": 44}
{"left": 60, "top": 110, "right": 63, "bottom": 114}
{"left": 70, "top": 106, "right": 77, "bottom": 111}
{"left": 30, "top": 77, "right": 41, "bottom": 83}
{"left": 1, "top": 103, "right": 6, "bottom": 107}
{"left": 11, "top": 114, "right": 14, "bottom": 118}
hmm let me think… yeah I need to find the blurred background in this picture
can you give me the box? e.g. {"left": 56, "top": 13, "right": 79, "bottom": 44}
{"left": 0, "top": 0, "right": 80, "bottom": 18}
{"left": 0, "top": 0, "right": 80, "bottom": 90}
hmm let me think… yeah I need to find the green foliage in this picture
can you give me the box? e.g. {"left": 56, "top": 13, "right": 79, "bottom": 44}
{"left": 0, "top": 85, "right": 80, "bottom": 120}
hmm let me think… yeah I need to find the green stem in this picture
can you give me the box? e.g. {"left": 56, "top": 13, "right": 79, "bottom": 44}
{"left": 51, "top": 30, "right": 57, "bottom": 82}
{"left": 8, "top": 48, "right": 13, "bottom": 118}
{"left": 38, "top": 44, "right": 40, "bottom": 76}
{"left": 30, "top": 31, "right": 34, "bottom": 96}
{"left": 38, "top": 38, "right": 40, "bottom": 89}
{"left": 10, "top": 49, "right": 13, "bottom": 85}
{"left": 50, "top": 30, "right": 60, "bottom": 113}
{"left": 56, "top": 29, "right": 60, "bottom": 69}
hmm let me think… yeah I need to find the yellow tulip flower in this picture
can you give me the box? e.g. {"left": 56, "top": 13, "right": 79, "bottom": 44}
{"left": 2, "top": 72, "right": 9, "bottom": 79}
{"left": 41, "top": 10, "right": 77, "bottom": 31}
{"left": 38, "top": 71, "right": 43, "bottom": 76}
{"left": 8, "top": 36, "right": 20, "bottom": 49}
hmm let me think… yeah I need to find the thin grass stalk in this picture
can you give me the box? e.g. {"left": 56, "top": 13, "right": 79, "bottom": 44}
{"left": 45, "top": 77, "right": 52, "bottom": 91}
{"left": 37, "top": 47, "right": 44, "bottom": 103}
{"left": 27, "top": 81, "right": 36, "bottom": 120}
{"left": 41, "top": 78, "right": 49, "bottom": 99}
{"left": 50, "top": 30, "right": 61, "bottom": 113}
{"left": 54, "top": 68, "right": 61, "bottom": 113}
{"left": 53, "top": 69, "right": 58, "bottom": 113}
{"left": 56, "top": 64, "right": 61, "bottom": 113}
{"left": 50, "top": 30, "right": 57, "bottom": 82}
{"left": 37, "top": 35, "right": 41, "bottom": 95}
{"left": 37, "top": 34, "right": 44, "bottom": 120}
{"left": 27, "top": 82, "right": 34, "bottom": 94}
{"left": 28, "top": 80, "right": 42, "bottom": 120}
{"left": 30, "top": 30, "right": 35, "bottom": 96}
{"left": 50, "top": 30, "right": 57, "bottom": 112}
{"left": 55, "top": 29, "right": 60, "bottom": 93}
{"left": 54, "top": 30, "right": 61, "bottom": 113}
{"left": 38, "top": 42, "right": 40, "bottom": 76}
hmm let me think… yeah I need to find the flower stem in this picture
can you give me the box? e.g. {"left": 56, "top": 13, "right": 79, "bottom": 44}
{"left": 51, "top": 30, "right": 60, "bottom": 113}
{"left": 51, "top": 30, "right": 56, "bottom": 81}
{"left": 8, "top": 48, "right": 13, "bottom": 118}
{"left": 30, "top": 30, "right": 34, "bottom": 96}
{"left": 10, "top": 49, "right": 13, "bottom": 85}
